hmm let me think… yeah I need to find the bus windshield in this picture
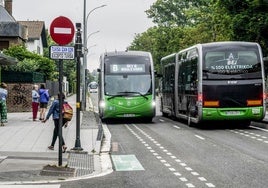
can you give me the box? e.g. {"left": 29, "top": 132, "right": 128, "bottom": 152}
{"left": 203, "top": 45, "right": 262, "bottom": 79}
{"left": 104, "top": 55, "right": 152, "bottom": 96}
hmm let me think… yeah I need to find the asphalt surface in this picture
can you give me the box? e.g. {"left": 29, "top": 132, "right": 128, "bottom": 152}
{"left": 0, "top": 93, "right": 267, "bottom": 186}
{"left": 0, "top": 95, "right": 113, "bottom": 185}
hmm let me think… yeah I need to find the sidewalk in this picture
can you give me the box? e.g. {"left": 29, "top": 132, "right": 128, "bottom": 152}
{"left": 0, "top": 95, "right": 112, "bottom": 185}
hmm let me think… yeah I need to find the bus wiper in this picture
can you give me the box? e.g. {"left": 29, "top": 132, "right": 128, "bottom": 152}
{"left": 118, "top": 91, "right": 148, "bottom": 100}
{"left": 107, "top": 94, "right": 125, "bottom": 100}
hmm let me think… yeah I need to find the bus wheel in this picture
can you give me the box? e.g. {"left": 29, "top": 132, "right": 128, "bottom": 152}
{"left": 162, "top": 112, "right": 168, "bottom": 117}
{"left": 239, "top": 120, "right": 251, "bottom": 128}
{"left": 144, "top": 117, "right": 153, "bottom": 123}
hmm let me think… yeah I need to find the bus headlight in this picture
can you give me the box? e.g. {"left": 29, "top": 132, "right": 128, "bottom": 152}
{"left": 152, "top": 100, "right": 156, "bottom": 107}
{"left": 99, "top": 100, "right": 106, "bottom": 108}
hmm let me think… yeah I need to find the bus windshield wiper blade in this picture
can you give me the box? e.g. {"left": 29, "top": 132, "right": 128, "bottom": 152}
{"left": 118, "top": 91, "right": 148, "bottom": 100}
{"left": 107, "top": 94, "right": 124, "bottom": 100}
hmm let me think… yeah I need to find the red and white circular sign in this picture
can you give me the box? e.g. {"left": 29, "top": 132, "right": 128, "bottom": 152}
{"left": 50, "top": 16, "right": 75, "bottom": 45}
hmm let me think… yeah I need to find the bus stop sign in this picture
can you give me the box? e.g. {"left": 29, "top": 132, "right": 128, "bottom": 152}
{"left": 50, "top": 16, "right": 75, "bottom": 45}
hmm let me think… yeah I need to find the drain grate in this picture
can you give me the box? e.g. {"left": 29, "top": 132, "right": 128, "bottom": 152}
{"left": 68, "top": 153, "right": 94, "bottom": 177}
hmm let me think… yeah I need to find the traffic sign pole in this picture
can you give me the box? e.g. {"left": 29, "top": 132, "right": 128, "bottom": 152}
{"left": 49, "top": 16, "right": 75, "bottom": 166}
{"left": 58, "top": 59, "right": 63, "bottom": 166}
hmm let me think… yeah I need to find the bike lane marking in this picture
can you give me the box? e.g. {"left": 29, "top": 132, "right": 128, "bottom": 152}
{"left": 111, "top": 154, "right": 144, "bottom": 171}
{"left": 126, "top": 124, "right": 216, "bottom": 188}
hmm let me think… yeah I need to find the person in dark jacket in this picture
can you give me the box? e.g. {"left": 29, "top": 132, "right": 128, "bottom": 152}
{"left": 38, "top": 84, "right": 49, "bottom": 120}
{"left": 42, "top": 93, "right": 67, "bottom": 152}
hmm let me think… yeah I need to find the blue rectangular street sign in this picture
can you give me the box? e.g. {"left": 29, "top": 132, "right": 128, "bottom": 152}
{"left": 50, "top": 45, "right": 75, "bottom": 60}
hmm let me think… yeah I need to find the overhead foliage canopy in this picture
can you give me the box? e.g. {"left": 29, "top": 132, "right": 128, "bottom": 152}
{"left": 129, "top": 0, "right": 268, "bottom": 71}
{"left": 3, "top": 45, "right": 56, "bottom": 80}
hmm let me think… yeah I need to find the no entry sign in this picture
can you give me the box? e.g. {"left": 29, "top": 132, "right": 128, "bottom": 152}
{"left": 50, "top": 16, "right": 75, "bottom": 45}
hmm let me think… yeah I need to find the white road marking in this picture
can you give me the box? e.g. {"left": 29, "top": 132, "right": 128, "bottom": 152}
{"left": 186, "top": 183, "right": 196, "bottom": 188}
{"left": 174, "top": 172, "right": 182, "bottom": 176}
{"left": 125, "top": 124, "right": 216, "bottom": 187}
{"left": 250, "top": 125, "right": 268, "bottom": 132}
{"left": 191, "top": 172, "right": 199, "bottom": 176}
{"left": 173, "top": 125, "right": 181, "bottom": 129}
{"left": 169, "top": 168, "right": 176, "bottom": 172}
{"left": 185, "top": 167, "right": 193, "bottom": 171}
{"left": 180, "top": 177, "right": 188, "bottom": 182}
{"left": 199, "top": 177, "right": 207, "bottom": 181}
{"left": 230, "top": 129, "right": 268, "bottom": 144}
{"left": 195, "top": 134, "right": 205, "bottom": 140}
{"left": 206, "top": 183, "right": 216, "bottom": 187}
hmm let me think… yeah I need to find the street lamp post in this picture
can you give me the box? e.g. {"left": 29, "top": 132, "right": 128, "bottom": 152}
{"left": 82, "top": 2, "right": 107, "bottom": 111}
{"left": 87, "top": 30, "right": 100, "bottom": 43}
{"left": 84, "top": 31, "right": 99, "bottom": 54}
{"left": 73, "top": 23, "right": 83, "bottom": 151}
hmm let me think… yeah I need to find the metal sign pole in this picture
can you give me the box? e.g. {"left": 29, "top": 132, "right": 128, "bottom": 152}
{"left": 49, "top": 16, "right": 75, "bottom": 166}
{"left": 73, "top": 23, "right": 83, "bottom": 151}
{"left": 58, "top": 59, "right": 63, "bottom": 166}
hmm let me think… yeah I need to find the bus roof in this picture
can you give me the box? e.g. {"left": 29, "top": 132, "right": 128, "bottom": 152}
{"left": 101, "top": 51, "right": 151, "bottom": 57}
{"left": 179, "top": 41, "right": 260, "bottom": 53}
{"left": 200, "top": 41, "right": 259, "bottom": 48}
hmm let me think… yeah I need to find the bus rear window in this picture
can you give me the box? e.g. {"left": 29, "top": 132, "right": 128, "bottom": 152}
{"left": 204, "top": 51, "right": 261, "bottom": 75}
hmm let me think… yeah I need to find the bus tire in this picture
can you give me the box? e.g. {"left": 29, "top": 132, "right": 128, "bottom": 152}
{"left": 144, "top": 117, "right": 153, "bottom": 123}
{"left": 239, "top": 120, "right": 251, "bottom": 128}
{"left": 162, "top": 112, "right": 168, "bottom": 117}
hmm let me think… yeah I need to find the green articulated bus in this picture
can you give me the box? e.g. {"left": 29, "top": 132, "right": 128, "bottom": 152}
{"left": 98, "top": 51, "right": 156, "bottom": 122}
{"left": 160, "top": 41, "right": 266, "bottom": 126}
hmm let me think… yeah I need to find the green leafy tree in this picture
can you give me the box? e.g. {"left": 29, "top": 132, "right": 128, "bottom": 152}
{"left": 217, "top": 0, "right": 268, "bottom": 55}
{"left": 3, "top": 45, "right": 56, "bottom": 80}
{"left": 146, "top": 0, "right": 209, "bottom": 27}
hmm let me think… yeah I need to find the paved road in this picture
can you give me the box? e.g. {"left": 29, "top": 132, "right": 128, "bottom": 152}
{"left": 59, "top": 115, "right": 268, "bottom": 188}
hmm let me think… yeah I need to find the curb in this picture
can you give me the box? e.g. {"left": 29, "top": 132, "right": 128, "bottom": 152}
{"left": 0, "top": 118, "right": 113, "bottom": 185}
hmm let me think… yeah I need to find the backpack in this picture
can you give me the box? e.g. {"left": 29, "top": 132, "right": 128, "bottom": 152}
{"left": 62, "top": 102, "right": 73, "bottom": 121}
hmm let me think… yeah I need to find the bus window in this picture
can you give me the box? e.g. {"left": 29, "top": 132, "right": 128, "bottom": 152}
{"left": 203, "top": 49, "right": 261, "bottom": 78}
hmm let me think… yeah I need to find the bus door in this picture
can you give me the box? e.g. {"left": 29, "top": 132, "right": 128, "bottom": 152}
{"left": 162, "top": 63, "right": 175, "bottom": 114}
{"left": 177, "top": 54, "right": 198, "bottom": 117}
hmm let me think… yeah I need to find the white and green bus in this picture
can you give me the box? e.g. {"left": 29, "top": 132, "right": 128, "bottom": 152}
{"left": 98, "top": 51, "right": 156, "bottom": 122}
{"left": 160, "top": 41, "right": 266, "bottom": 126}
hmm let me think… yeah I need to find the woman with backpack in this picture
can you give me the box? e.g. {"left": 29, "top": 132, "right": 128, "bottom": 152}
{"left": 42, "top": 93, "right": 68, "bottom": 153}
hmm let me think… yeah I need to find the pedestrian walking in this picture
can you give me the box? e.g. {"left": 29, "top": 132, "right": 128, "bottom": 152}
{"left": 32, "top": 84, "right": 39, "bottom": 121}
{"left": 39, "top": 84, "right": 49, "bottom": 120}
{"left": 42, "top": 93, "right": 68, "bottom": 153}
{"left": 0, "top": 82, "right": 8, "bottom": 126}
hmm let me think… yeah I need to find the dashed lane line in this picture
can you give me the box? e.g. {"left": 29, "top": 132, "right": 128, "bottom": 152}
{"left": 125, "top": 124, "right": 216, "bottom": 188}
{"left": 195, "top": 135, "right": 205, "bottom": 140}
{"left": 229, "top": 129, "right": 268, "bottom": 144}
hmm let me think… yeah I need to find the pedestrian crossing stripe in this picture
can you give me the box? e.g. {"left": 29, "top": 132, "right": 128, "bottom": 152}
{"left": 111, "top": 154, "right": 144, "bottom": 171}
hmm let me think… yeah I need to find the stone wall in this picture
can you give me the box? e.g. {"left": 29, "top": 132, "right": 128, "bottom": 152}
{"left": 6, "top": 83, "right": 32, "bottom": 112}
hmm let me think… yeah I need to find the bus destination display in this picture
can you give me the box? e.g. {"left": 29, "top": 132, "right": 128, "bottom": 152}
{"left": 110, "top": 64, "right": 145, "bottom": 73}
